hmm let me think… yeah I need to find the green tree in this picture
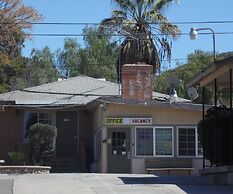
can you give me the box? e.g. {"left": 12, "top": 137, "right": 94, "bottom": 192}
{"left": 0, "top": 55, "right": 28, "bottom": 92}
{"left": 79, "top": 27, "right": 118, "bottom": 81}
{"left": 25, "top": 47, "right": 60, "bottom": 87}
{"left": 56, "top": 38, "right": 81, "bottom": 78}
{"left": 101, "top": 0, "right": 180, "bottom": 80}
{"left": 154, "top": 50, "right": 214, "bottom": 102}
{"left": 57, "top": 27, "right": 118, "bottom": 81}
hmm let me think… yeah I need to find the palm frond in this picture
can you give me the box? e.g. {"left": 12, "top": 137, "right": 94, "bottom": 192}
{"left": 105, "top": 0, "right": 180, "bottom": 80}
{"left": 112, "top": 10, "right": 127, "bottom": 18}
{"left": 154, "top": 0, "right": 174, "bottom": 10}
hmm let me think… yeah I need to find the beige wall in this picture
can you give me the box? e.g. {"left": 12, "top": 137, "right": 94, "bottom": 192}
{"left": 98, "top": 102, "right": 203, "bottom": 174}
{"left": 92, "top": 104, "right": 108, "bottom": 172}
{"left": 105, "top": 104, "right": 201, "bottom": 125}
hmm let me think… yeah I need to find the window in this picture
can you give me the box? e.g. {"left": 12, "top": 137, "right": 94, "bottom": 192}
{"left": 136, "top": 127, "right": 173, "bottom": 157}
{"left": 136, "top": 128, "right": 153, "bottom": 156}
{"left": 24, "top": 112, "right": 52, "bottom": 142}
{"left": 112, "top": 131, "right": 127, "bottom": 155}
{"left": 155, "top": 127, "right": 173, "bottom": 156}
{"left": 178, "top": 127, "right": 202, "bottom": 157}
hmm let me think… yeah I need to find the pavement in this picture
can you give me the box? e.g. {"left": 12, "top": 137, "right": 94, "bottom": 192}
{"left": 0, "top": 173, "right": 233, "bottom": 194}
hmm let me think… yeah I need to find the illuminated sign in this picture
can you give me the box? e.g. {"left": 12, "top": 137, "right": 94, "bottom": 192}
{"left": 106, "top": 117, "right": 152, "bottom": 125}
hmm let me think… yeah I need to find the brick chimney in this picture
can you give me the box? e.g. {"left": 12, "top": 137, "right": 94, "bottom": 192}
{"left": 121, "top": 64, "right": 154, "bottom": 100}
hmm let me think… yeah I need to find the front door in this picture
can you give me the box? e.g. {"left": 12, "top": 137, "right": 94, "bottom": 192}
{"left": 56, "top": 111, "right": 78, "bottom": 157}
{"left": 108, "top": 128, "right": 130, "bottom": 173}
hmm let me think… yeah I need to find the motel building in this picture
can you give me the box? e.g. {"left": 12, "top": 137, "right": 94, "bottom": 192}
{"left": 0, "top": 64, "right": 204, "bottom": 175}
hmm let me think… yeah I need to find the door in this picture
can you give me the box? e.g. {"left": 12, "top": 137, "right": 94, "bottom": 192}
{"left": 108, "top": 128, "right": 130, "bottom": 173}
{"left": 56, "top": 111, "right": 78, "bottom": 157}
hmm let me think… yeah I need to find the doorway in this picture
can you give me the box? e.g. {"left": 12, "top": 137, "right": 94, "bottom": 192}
{"left": 107, "top": 128, "right": 130, "bottom": 173}
{"left": 56, "top": 111, "right": 78, "bottom": 157}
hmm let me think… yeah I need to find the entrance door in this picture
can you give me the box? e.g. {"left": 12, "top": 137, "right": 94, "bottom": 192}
{"left": 56, "top": 111, "right": 78, "bottom": 157}
{"left": 108, "top": 128, "right": 130, "bottom": 173}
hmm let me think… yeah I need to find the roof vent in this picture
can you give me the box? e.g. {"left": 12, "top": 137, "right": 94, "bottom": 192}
{"left": 97, "top": 78, "right": 106, "bottom": 81}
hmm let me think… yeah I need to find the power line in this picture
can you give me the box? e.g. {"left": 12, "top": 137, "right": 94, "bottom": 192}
{"left": 28, "top": 20, "right": 233, "bottom": 25}
{"left": 26, "top": 31, "right": 233, "bottom": 37}
{"left": 19, "top": 88, "right": 118, "bottom": 97}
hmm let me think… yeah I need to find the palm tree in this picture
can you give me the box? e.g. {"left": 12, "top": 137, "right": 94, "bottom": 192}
{"left": 100, "top": 0, "right": 180, "bottom": 81}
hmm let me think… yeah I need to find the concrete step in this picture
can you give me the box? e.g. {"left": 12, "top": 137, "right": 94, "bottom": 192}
{"left": 51, "top": 157, "right": 80, "bottom": 173}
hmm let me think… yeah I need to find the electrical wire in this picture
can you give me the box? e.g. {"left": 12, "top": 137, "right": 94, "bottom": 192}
{"left": 20, "top": 20, "right": 233, "bottom": 25}
{"left": 23, "top": 31, "right": 233, "bottom": 37}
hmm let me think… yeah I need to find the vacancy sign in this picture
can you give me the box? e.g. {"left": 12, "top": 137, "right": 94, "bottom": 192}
{"left": 106, "top": 117, "right": 152, "bottom": 125}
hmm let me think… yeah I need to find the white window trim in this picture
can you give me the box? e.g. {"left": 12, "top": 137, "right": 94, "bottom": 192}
{"left": 196, "top": 128, "right": 203, "bottom": 157}
{"left": 177, "top": 126, "right": 202, "bottom": 158}
{"left": 135, "top": 126, "right": 154, "bottom": 157}
{"left": 154, "top": 126, "right": 174, "bottom": 157}
{"left": 135, "top": 126, "right": 174, "bottom": 157}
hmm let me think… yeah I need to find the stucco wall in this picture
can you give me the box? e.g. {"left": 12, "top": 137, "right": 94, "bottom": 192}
{"left": 105, "top": 103, "right": 201, "bottom": 125}
{"left": 102, "top": 103, "right": 203, "bottom": 174}
{"left": 0, "top": 108, "right": 23, "bottom": 160}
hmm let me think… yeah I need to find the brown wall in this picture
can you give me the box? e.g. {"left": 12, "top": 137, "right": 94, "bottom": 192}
{"left": 0, "top": 108, "right": 24, "bottom": 161}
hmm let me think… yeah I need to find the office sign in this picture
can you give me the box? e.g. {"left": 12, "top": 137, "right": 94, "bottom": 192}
{"left": 106, "top": 117, "right": 152, "bottom": 125}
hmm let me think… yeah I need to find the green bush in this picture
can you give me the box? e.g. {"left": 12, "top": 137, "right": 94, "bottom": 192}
{"left": 197, "top": 106, "right": 233, "bottom": 166}
{"left": 8, "top": 151, "right": 24, "bottom": 165}
{"left": 29, "top": 123, "right": 57, "bottom": 165}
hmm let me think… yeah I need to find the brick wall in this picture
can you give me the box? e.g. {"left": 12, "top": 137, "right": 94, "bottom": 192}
{"left": 121, "top": 64, "right": 154, "bottom": 100}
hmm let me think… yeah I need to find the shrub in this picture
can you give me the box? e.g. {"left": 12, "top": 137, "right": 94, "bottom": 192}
{"left": 29, "top": 123, "right": 57, "bottom": 165}
{"left": 197, "top": 106, "right": 233, "bottom": 166}
{"left": 8, "top": 151, "right": 24, "bottom": 165}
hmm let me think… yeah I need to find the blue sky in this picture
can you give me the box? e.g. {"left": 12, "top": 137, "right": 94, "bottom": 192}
{"left": 22, "top": 0, "right": 233, "bottom": 69}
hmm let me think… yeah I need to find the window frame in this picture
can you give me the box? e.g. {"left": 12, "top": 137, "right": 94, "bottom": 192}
{"left": 177, "top": 126, "right": 203, "bottom": 158}
{"left": 135, "top": 126, "right": 174, "bottom": 157}
{"left": 135, "top": 126, "right": 154, "bottom": 157}
{"left": 23, "top": 112, "right": 53, "bottom": 143}
{"left": 154, "top": 126, "right": 174, "bottom": 157}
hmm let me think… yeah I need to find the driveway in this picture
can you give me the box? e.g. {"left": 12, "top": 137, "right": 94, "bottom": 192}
{"left": 0, "top": 173, "right": 232, "bottom": 194}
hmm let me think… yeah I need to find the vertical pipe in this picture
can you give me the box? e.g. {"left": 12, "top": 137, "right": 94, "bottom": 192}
{"left": 230, "top": 69, "right": 232, "bottom": 164}
{"left": 202, "top": 86, "right": 205, "bottom": 168}
{"left": 230, "top": 69, "right": 232, "bottom": 109}
{"left": 214, "top": 78, "right": 217, "bottom": 165}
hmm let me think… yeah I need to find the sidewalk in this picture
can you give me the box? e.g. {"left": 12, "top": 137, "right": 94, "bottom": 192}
{"left": 0, "top": 173, "right": 233, "bottom": 194}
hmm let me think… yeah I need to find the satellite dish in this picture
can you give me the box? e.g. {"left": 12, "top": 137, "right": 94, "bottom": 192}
{"left": 187, "top": 87, "right": 198, "bottom": 102}
{"left": 165, "top": 76, "right": 179, "bottom": 88}
{"left": 165, "top": 76, "right": 179, "bottom": 104}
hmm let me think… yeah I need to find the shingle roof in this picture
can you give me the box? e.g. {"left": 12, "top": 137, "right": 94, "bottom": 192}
{"left": 0, "top": 75, "right": 190, "bottom": 107}
{"left": 0, "top": 76, "right": 119, "bottom": 106}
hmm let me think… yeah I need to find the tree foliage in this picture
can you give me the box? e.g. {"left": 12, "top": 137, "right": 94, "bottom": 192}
{"left": 0, "top": 55, "right": 27, "bottom": 92}
{"left": 0, "top": 0, "right": 42, "bottom": 61}
{"left": 25, "top": 47, "right": 59, "bottom": 87}
{"left": 198, "top": 106, "right": 233, "bottom": 166}
{"left": 57, "top": 27, "right": 118, "bottom": 81}
{"left": 101, "top": 0, "right": 180, "bottom": 80}
{"left": 155, "top": 50, "right": 216, "bottom": 102}
{"left": 57, "top": 38, "right": 81, "bottom": 78}
{"left": 78, "top": 27, "right": 118, "bottom": 81}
